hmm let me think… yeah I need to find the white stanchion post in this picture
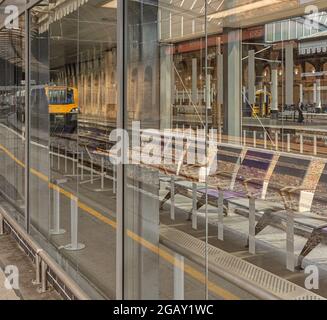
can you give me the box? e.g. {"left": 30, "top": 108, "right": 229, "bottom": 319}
{"left": 218, "top": 190, "right": 224, "bottom": 241}
{"left": 101, "top": 157, "right": 104, "bottom": 190}
{"left": 50, "top": 145, "right": 53, "bottom": 168}
{"left": 192, "top": 183, "right": 197, "bottom": 230}
{"left": 300, "top": 134, "right": 304, "bottom": 154}
{"left": 50, "top": 186, "right": 65, "bottom": 235}
{"left": 65, "top": 147, "right": 68, "bottom": 173}
{"left": 113, "top": 165, "right": 116, "bottom": 194}
{"left": 174, "top": 254, "right": 184, "bottom": 300}
{"left": 286, "top": 210, "right": 295, "bottom": 272}
{"left": 72, "top": 153, "right": 76, "bottom": 176}
{"left": 314, "top": 135, "right": 317, "bottom": 156}
{"left": 81, "top": 152, "right": 84, "bottom": 181}
{"left": 91, "top": 157, "right": 94, "bottom": 184}
{"left": 171, "top": 176, "right": 175, "bottom": 220}
{"left": 287, "top": 134, "right": 291, "bottom": 152}
{"left": 253, "top": 131, "right": 256, "bottom": 148}
{"left": 219, "top": 127, "right": 222, "bottom": 143}
{"left": 249, "top": 197, "right": 256, "bottom": 254}
{"left": 57, "top": 144, "right": 60, "bottom": 170}
{"left": 275, "top": 132, "right": 278, "bottom": 151}
{"left": 264, "top": 131, "right": 267, "bottom": 149}
{"left": 64, "top": 196, "right": 85, "bottom": 251}
{"left": 243, "top": 130, "right": 246, "bottom": 146}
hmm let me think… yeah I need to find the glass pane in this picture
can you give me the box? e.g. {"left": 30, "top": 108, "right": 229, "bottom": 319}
{"left": 207, "top": 0, "right": 327, "bottom": 300}
{"left": 29, "top": 0, "right": 117, "bottom": 298}
{"left": 0, "top": 14, "right": 25, "bottom": 223}
{"left": 123, "top": 0, "right": 209, "bottom": 300}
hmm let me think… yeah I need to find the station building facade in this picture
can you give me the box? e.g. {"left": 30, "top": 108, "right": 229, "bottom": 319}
{"left": 1, "top": 0, "right": 327, "bottom": 299}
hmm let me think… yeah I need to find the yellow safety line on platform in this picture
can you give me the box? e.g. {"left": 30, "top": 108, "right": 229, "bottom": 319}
{"left": 127, "top": 230, "right": 238, "bottom": 300}
{"left": 0, "top": 141, "right": 239, "bottom": 300}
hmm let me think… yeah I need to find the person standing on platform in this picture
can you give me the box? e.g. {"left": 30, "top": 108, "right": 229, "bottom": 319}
{"left": 298, "top": 100, "right": 304, "bottom": 124}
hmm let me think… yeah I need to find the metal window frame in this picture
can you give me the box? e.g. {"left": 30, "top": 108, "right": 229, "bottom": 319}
{"left": 20, "top": 0, "right": 125, "bottom": 297}
{"left": 116, "top": 0, "right": 125, "bottom": 300}
{"left": 24, "top": 7, "right": 30, "bottom": 233}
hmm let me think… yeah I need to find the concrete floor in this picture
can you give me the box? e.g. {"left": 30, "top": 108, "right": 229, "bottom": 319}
{"left": 160, "top": 188, "right": 327, "bottom": 298}
{"left": 0, "top": 234, "right": 60, "bottom": 300}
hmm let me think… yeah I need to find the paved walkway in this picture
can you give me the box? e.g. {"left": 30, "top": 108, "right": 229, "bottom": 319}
{"left": 0, "top": 267, "right": 19, "bottom": 300}
{"left": 0, "top": 234, "right": 60, "bottom": 300}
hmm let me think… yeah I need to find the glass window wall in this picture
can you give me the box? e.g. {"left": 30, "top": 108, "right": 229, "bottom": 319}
{"left": 1, "top": 0, "right": 327, "bottom": 300}
{"left": 0, "top": 12, "right": 26, "bottom": 223}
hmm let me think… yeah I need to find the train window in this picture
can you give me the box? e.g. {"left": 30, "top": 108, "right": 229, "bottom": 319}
{"left": 48, "top": 88, "right": 74, "bottom": 105}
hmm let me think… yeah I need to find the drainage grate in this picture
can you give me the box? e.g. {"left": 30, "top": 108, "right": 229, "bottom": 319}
{"left": 160, "top": 226, "right": 325, "bottom": 300}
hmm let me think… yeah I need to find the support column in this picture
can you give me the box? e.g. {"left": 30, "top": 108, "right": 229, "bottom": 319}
{"left": 124, "top": 0, "right": 160, "bottom": 300}
{"left": 285, "top": 43, "right": 294, "bottom": 107}
{"left": 160, "top": 45, "right": 173, "bottom": 130}
{"left": 192, "top": 58, "right": 198, "bottom": 105}
{"left": 271, "top": 68, "right": 279, "bottom": 118}
{"left": 215, "top": 44, "right": 223, "bottom": 131}
{"left": 316, "top": 78, "right": 321, "bottom": 110}
{"left": 248, "top": 50, "right": 255, "bottom": 107}
{"left": 223, "top": 29, "right": 242, "bottom": 143}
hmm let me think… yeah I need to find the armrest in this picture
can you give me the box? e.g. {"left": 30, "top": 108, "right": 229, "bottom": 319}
{"left": 210, "top": 170, "right": 233, "bottom": 178}
{"left": 280, "top": 186, "right": 315, "bottom": 195}
{"left": 242, "top": 178, "right": 264, "bottom": 199}
{"left": 279, "top": 186, "right": 316, "bottom": 211}
{"left": 244, "top": 178, "right": 264, "bottom": 184}
{"left": 284, "top": 186, "right": 315, "bottom": 193}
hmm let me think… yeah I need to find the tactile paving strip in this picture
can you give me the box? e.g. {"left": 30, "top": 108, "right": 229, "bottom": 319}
{"left": 160, "top": 226, "right": 325, "bottom": 300}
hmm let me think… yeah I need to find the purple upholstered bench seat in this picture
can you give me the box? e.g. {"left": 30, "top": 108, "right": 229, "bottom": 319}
{"left": 197, "top": 188, "right": 245, "bottom": 200}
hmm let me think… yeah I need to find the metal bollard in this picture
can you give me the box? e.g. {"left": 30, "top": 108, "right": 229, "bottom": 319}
{"left": 287, "top": 134, "right": 291, "bottom": 152}
{"left": 253, "top": 131, "right": 256, "bottom": 148}
{"left": 64, "top": 196, "right": 85, "bottom": 251}
{"left": 50, "top": 187, "right": 65, "bottom": 235}
{"left": 314, "top": 135, "right": 317, "bottom": 156}
{"left": 243, "top": 130, "right": 246, "bottom": 146}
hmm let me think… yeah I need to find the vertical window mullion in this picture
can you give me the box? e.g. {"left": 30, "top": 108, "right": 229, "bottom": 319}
{"left": 24, "top": 9, "right": 30, "bottom": 233}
